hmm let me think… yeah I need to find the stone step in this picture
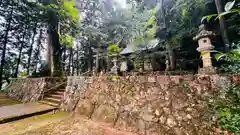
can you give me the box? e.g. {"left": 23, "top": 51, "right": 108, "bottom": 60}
{"left": 45, "top": 94, "right": 63, "bottom": 99}
{"left": 58, "top": 89, "right": 66, "bottom": 92}
{"left": 46, "top": 89, "right": 65, "bottom": 94}
{"left": 39, "top": 100, "right": 59, "bottom": 107}
{"left": 44, "top": 97, "right": 62, "bottom": 103}
{"left": 51, "top": 91, "right": 64, "bottom": 95}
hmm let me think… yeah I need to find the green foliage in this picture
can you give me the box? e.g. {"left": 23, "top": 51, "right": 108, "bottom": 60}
{"left": 131, "top": 51, "right": 147, "bottom": 70}
{"left": 107, "top": 4, "right": 160, "bottom": 45}
{"left": 217, "top": 108, "right": 240, "bottom": 133}
{"left": 216, "top": 42, "right": 240, "bottom": 74}
{"left": 220, "top": 62, "right": 240, "bottom": 74}
{"left": 201, "top": 0, "right": 240, "bottom": 74}
{"left": 214, "top": 84, "right": 240, "bottom": 134}
{"left": 200, "top": 48, "right": 240, "bottom": 62}
{"left": 215, "top": 49, "right": 240, "bottom": 61}
{"left": 62, "top": 0, "right": 80, "bottom": 22}
{"left": 144, "top": 4, "right": 160, "bottom": 40}
{"left": 181, "top": 81, "right": 191, "bottom": 92}
{"left": 59, "top": 34, "right": 74, "bottom": 47}
{"left": 42, "top": 0, "right": 80, "bottom": 22}
{"left": 202, "top": 0, "right": 240, "bottom": 22}
{"left": 200, "top": 41, "right": 240, "bottom": 74}
{"left": 107, "top": 42, "right": 122, "bottom": 55}
{"left": 41, "top": 0, "right": 80, "bottom": 36}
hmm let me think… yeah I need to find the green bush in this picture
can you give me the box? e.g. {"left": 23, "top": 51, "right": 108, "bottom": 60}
{"left": 214, "top": 84, "right": 240, "bottom": 134}
{"left": 218, "top": 42, "right": 240, "bottom": 74}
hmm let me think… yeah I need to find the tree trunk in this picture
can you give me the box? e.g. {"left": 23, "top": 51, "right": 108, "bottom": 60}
{"left": 46, "top": 30, "right": 52, "bottom": 75}
{"left": 15, "top": 27, "right": 27, "bottom": 78}
{"left": 15, "top": 42, "right": 24, "bottom": 78}
{"left": 34, "top": 29, "right": 43, "bottom": 73}
{"left": 87, "top": 2, "right": 96, "bottom": 73}
{"left": 141, "top": 52, "right": 144, "bottom": 71}
{"left": 160, "top": 0, "right": 176, "bottom": 70}
{"left": 0, "top": 7, "right": 13, "bottom": 90}
{"left": 76, "top": 45, "right": 79, "bottom": 76}
{"left": 71, "top": 49, "right": 75, "bottom": 76}
{"left": 48, "top": 10, "right": 63, "bottom": 77}
{"left": 68, "top": 48, "right": 73, "bottom": 76}
{"left": 167, "top": 44, "right": 176, "bottom": 70}
{"left": 215, "top": 0, "right": 230, "bottom": 50}
{"left": 62, "top": 45, "right": 67, "bottom": 73}
{"left": 26, "top": 24, "right": 37, "bottom": 75}
{"left": 88, "top": 42, "right": 93, "bottom": 72}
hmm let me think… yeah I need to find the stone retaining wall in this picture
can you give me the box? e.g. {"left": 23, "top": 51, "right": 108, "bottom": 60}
{"left": 7, "top": 77, "right": 66, "bottom": 103}
{"left": 63, "top": 74, "right": 230, "bottom": 135}
{"left": 7, "top": 78, "right": 46, "bottom": 102}
{"left": 61, "top": 76, "right": 87, "bottom": 111}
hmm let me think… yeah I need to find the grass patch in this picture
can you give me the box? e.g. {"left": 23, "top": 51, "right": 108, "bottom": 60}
{"left": 0, "top": 93, "right": 21, "bottom": 107}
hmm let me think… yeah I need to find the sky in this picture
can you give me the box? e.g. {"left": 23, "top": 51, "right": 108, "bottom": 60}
{"left": 116, "top": 0, "right": 127, "bottom": 8}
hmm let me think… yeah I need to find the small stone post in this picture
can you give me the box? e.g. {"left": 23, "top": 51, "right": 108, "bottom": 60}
{"left": 110, "top": 53, "right": 119, "bottom": 74}
{"left": 193, "top": 24, "right": 216, "bottom": 74}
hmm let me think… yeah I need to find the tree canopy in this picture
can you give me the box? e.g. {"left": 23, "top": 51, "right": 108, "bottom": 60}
{"left": 0, "top": 0, "right": 239, "bottom": 87}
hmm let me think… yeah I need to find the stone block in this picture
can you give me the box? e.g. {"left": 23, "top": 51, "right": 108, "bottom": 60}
{"left": 77, "top": 100, "right": 95, "bottom": 118}
{"left": 166, "top": 115, "right": 177, "bottom": 127}
{"left": 92, "top": 104, "right": 118, "bottom": 125}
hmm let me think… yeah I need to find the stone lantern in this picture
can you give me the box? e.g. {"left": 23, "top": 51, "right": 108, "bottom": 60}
{"left": 193, "top": 24, "right": 216, "bottom": 74}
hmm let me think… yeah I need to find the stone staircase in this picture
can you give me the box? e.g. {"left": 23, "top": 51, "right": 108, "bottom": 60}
{"left": 39, "top": 78, "right": 67, "bottom": 107}
{"left": 40, "top": 89, "right": 65, "bottom": 107}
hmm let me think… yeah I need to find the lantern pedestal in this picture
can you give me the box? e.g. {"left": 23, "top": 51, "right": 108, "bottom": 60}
{"left": 110, "top": 54, "right": 119, "bottom": 75}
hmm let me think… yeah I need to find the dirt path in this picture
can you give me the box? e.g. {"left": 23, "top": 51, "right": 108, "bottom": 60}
{"left": 0, "top": 112, "right": 70, "bottom": 135}
{"left": 0, "top": 102, "right": 57, "bottom": 123}
{"left": 0, "top": 112, "right": 139, "bottom": 135}
{"left": 19, "top": 117, "right": 139, "bottom": 135}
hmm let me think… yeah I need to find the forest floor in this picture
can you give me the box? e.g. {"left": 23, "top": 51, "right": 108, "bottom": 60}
{"left": 0, "top": 111, "right": 138, "bottom": 135}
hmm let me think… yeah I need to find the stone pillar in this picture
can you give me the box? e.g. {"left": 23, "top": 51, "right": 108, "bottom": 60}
{"left": 96, "top": 49, "right": 100, "bottom": 72}
{"left": 110, "top": 54, "right": 119, "bottom": 75}
{"left": 120, "top": 57, "right": 127, "bottom": 72}
{"left": 165, "top": 59, "right": 170, "bottom": 71}
{"left": 193, "top": 24, "right": 216, "bottom": 74}
{"left": 144, "top": 57, "right": 153, "bottom": 71}
{"left": 93, "top": 48, "right": 103, "bottom": 73}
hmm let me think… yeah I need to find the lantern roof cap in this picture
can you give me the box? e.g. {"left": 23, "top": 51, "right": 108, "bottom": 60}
{"left": 193, "top": 24, "right": 215, "bottom": 41}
